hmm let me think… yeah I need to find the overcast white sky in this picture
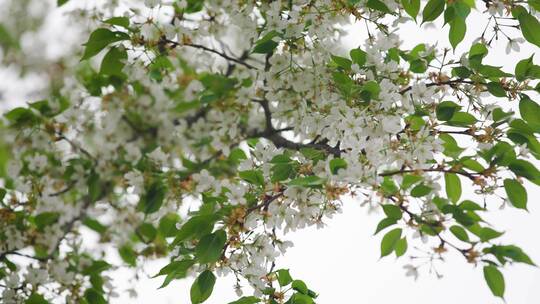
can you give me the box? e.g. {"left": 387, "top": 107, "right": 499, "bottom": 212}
{"left": 1, "top": 2, "right": 539, "bottom": 303}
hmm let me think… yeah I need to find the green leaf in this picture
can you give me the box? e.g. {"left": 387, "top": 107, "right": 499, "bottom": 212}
{"left": 411, "top": 183, "right": 432, "bottom": 197}
{"left": 468, "top": 43, "right": 488, "bottom": 68}
{"left": 329, "top": 158, "right": 347, "bottom": 174}
{"left": 477, "top": 65, "right": 512, "bottom": 77}
{"left": 449, "top": 225, "right": 469, "bottom": 242}
{"left": 530, "top": 0, "right": 540, "bottom": 10}
{"left": 374, "top": 217, "right": 397, "bottom": 235}
{"left": 34, "top": 212, "right": 60, "bottom": 231}
{"left": 439, "top": 133, "right": 465, "bottom": 157}
{"left": 509, "top": 159, "right": 540, "bottom": 185}
{"left": 87, "top": 172, "right": 101, "bottom": 202}
{"left": 276, "top": 269, "right": 293, "bottom": 287}
{"left": 380, "top": 228, "right": 402, "bottom": 257}
{"left": 288, "top": 175, "right": 326, "bottom": 188}
{"left": 462, "top": 158, "right": 485, "bottom": 172}
{"left": 503, "top": 179, "right": 527, "bottom": 210}
{"left": 99, "top": 46, "right": 127, "bottom": 76}
{"left": 57, "top": 0, "right": 69, "bottom": 6}
{"left": 469, "top": 225, "right": 504, "bottom": 242}
{"left": 84, "top": 288, "right": 107, "bottom": 304}
{"left": 449, "top": 17, "right": 466, "bottom": 49}
{"left": 271, "top": 163, "right": 293, "bottom": 182}
{"left": 300, "top": 148, "right": 325, "bottom": 163}
{"left": 452, "top": 66, "right": 472, "bottom": 78}
{"left": 366, "top": 0, "right": 392, "bottom": 13}
{"left": 402, "top": 0, "right": 421, "bottom": 19}
{"left": 252, "top": 31, "right": 280, "bottom": 54}
{"left": 118, "top": 245, "right": 137, "bottom": 266}
{"left": 447, "top": 111, "right": 477, "bottom": 127}
{"left": 4, "top": 107, "right": 39, "bottom": 128}
{"left": 195, "top": 230, "right": 227, "bottom": 264}
{"left": 519, "top": 96, "right": 540, "bottom": 130}
{"left": 436, "top": 100, "right": 461, "bottom": 121}
{"left": 444, "top": 173, "right": 462, "bottom": 203}
{"left": 331, "top": 55, "right": 352, "bottom": 70}
{"left": 25, "top": 293, "right": 49, "bottom": 304}
{"left": 401, "top": 174, "right": 423, "bottom": 189}
{"left": 191, "top": 270, "right": 216, "bottom": 304}
{"left": 486, "top": 82, "right": 506, "bottom": 97}
{"left": 103, "top": 17, "right": 130, "bottom": 29}
{"left": 239, "top": 170, "right": 265, "bottom": 187}
{"left": 291, "top": 280, "right": 308, "bottom": 294}
{"left": 484, "top": 245, "right": 535, "bottom": 266}
{"left": 137, "top": 181, "right": 167, "bottom": 214}
{"left": 422, "top": 0, "right": 445, "bottom": 23}
{"left": 270, "top": 154, "right": 292, "bottom": 164}
{"left": 381, "top": 177, "right": 398, "bottom": 195}
{"left": 190, "top": 270, "right": 216, "bottom": 304}
{"left": 514, "top": 55, "right": 540, "bottom": 81}
{"left": 483, "top": 266, "right": 505, "bottom": 298}
{"left": 83, "top": 260, "right": 111, "bottom": 276}
{"left": 83, "top": 218, "right": 107, "bottom": 234}
{"left": 172, "top": 214, "right": 218, "bottom": 245}
{"left": 155, "top": 259, "right": 195, "bottom": 288}
{"left": 516, "top": 8, "right": 540, "bottom": 47}
{"left": 394, "top": 237, "right": 408, "bottom": 257}
{"left": 136, "top": 223, "right": 157, "bottom": 243}
{"left": 228, "top": 297, "right": 260, "bottom": 304}
{"left": 158, "top": 213, "right": 180, "bottom": 237}
{"left": 382, "top": 204, "right": 402, "bottom": 220}
{"left": 81, "top": 28, "right": 130, "bottom": 60}
{"left": 459, "top": 200, "right": 483, "bottom": 211}
{"left": 360, "top": 81, "right": 381, "bottom": 102}
{"left": 350, "top": 48, "right": 367, "bottom": 66}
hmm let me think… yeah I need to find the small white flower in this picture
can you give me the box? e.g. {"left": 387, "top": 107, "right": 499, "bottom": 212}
{"left": 192, "top": 169, "right": 216, "bottom": 193}
{"left": 505, "top": 38, "right": 525, "bottom": 54}
{"left": 403, "top": 264, "right": 419, "bottom": 280}
{"left": 381, "top": 115, "right": 402, "bottom": 134}
{"left": 226, "top": 184, "right": 247, "bottom": 205}
{"left": 148, "top": 147, "right": 168, "bottom": 164}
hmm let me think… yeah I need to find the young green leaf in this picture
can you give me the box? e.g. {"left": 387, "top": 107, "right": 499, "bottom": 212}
{"left": 449, "top": 225, "right": 469, "bottom": 242}
{"left": 422, "top": 0, "right": 445, "bottom": 23}
{"left": 329, "top": 158, "right": 347, "bottom": 174}
{"left": 195, "top": 230, "right": 227, "bottom": 264}
{"left": 503, "top": 179, "right": 527, "bottom": 210}
{"left": 444, "top": 173, "right": 461, "bottom": 203}
{"left": 350, "top": 48, "right": 367, "bottom": 66}
{"left": 81, "top": 28, "right": 129, "bottom": 60}
{"left": 483, "top": 265, "right": 505, "bottom": 298}
{"left": 449, "top": 17, "right": 466, "bottom": 49}
{"left": 228, "top": 297, "right": 260, "bottom": 304}
{"left": 191, "top": 270, "right": 216, "bottom": 304}
{"left": 380, "top": 228, "right": 402, "bottom": 257}
{"left": 401, "top": 0, "right": 421, "bottom": 19}
{"left": 509, "top": 159, "right": 540, "bottom": 185}
{"left": 276, "top": 269, "right": 293, "bottom": 287}
{"left": 516, "top": 8, "right": 540, "bottom": 47}
{"left": 103, "top": 17, "right": 130, "bottom": 29}
{"left": 394, "top": 237, "right": 408, "bottom": 257}
{"left": 374, "top": 217, "right": 398, "bottom": 235}
{"left": 366, "top": 0, "right": 392, "bottom": 13}
{"left": 26, "top": 293, "right": 49, "bottom": 304}
{"left": 519, "top": 96, "right": 540, "bottom": 130}
{"left": 137, "top": 181, "right": 167, "bottom": 214}
{"left": 99, "top": 46, "right": 127, "bottom": 76}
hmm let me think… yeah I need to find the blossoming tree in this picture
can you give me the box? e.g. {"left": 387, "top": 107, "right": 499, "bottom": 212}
{"left": 1, "top": 0, "right": 540, "bottom": 303}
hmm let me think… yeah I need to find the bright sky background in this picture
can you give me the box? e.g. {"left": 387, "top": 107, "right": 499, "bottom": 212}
{"left": 1, "top": 2, "right": 539, "bottom": 303}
